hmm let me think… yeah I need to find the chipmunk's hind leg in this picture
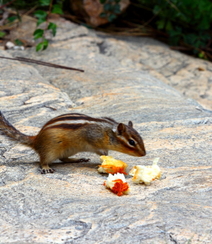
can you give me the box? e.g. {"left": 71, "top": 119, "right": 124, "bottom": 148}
{"left": 40, "top": 164, "right": 55, "bottom": 174}
{"left": 39, "top": 153, "right": 57, "bottom": 174}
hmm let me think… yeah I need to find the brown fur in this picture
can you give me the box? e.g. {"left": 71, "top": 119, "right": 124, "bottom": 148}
{"left": 0, "top": 112, "right": 34, "bottom": 146}
{"left": 0, "top": 112, "right": 146, "bottom": 174}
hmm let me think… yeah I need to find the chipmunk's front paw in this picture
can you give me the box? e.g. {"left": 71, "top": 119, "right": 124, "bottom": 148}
{"left": 40, "top": 167, "right": 55, "bottom": 174}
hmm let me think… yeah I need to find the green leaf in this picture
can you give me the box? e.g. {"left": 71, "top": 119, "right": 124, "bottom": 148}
{"left": 0, "top": 31, "right": 6, "bottom": 38}
{"left": 165, "top": 20, "right": 173, "bottom": 31}
{"left": 48, "top": 22, "right": 57, "bottom": 36}
{"left": 36, "top": 42, "right": 44, "bottom": 52}
{"left": 36, "top": 18, "right": 46, "bottom": 26}
{"left": 104, "top": 3, "right": 112, "bottom": 12}
{"left": 198, "top": 51, "right": 206, "bottom": 59}
{"left": 14, "top": 39, "right": 24, "bottom": 46}
{"left": 39, "top": 0, "right": 51, "bottom": 6}
{"left": 33, "top": 29, "right": 44, "bottom": 39}
{"left": 42, "top": 39, "right": 49, "bottom": 50}
{"left": 100, "top": 12, "right": 107, "bottom": 18}
{"left": 34, "top": 10, "right": 47, "bottom": 19}
{"left": 113, "top": 4, "right": 121, "bottom": 14}
{"left": 52, "top": 4, "right": 63, "bottom": 15}
{"left": 156, "top": 19, "right": 165, "bottom": 30}
{"left": 36, "top": 40, "right": 49, "bottom": 52}
{"left": 100, "top": 0, "right": 106, "bottom": 3}
{"left": 7, "top": 15, "right": 18, "bottom": 23}
{"left": 153, "top": 5, "right": 161, "bottom": 15}
{"left": 168, "top": 27, "right": 182, "bottom": 45}
{"left": 108, "top": 14, "right": 116, "bottom": 22}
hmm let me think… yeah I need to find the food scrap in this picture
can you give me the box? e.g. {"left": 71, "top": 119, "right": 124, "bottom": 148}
{"left": 98, "top": 155, "right": 128, "bottom": 174}
{"left": 129, "top": 158, "right": 161, "bottom": 185}
{"left": 104, "top": 173, "right": 130, "bottom": 196}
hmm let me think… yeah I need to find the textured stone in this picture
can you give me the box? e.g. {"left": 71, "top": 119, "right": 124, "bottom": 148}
{"left": 0, "top": 19, "right": 212, "bottom": 243}
{"left": 115, "top": 36, "right": 212, "bottom": 110}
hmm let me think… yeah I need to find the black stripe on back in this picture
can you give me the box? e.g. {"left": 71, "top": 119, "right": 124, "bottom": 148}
{"left": 43, "top": 113, "right": 89, "bottom": 127}
{"left": 102, "top": 117, "right": 117, "bottom": 124}
{"left": 45, "top": 123, "right": 86, "bottom": 130}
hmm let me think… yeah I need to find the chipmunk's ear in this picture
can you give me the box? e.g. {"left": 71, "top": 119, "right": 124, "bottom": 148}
{"left": 116, "top": 123, "right": 126, "bottom": 135}
{"left": 128, "top": 121, "right": 133, "bottom": 128}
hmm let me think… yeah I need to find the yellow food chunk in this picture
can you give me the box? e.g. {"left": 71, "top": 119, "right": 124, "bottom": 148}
{"left": 98, "top": 156, "right": 128, "bottom": 174}
{"left": 129, "top": 158, "right": 161, "bottom": 185}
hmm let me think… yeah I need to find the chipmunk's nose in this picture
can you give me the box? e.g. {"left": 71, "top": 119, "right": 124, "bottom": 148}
{"left": 139, "top": 143, "right": 146, "bottom": 156}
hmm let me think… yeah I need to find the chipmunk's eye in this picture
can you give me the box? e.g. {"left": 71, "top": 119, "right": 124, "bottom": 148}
{"left": 129, "top": 139, "right": 136, "bottom": 146}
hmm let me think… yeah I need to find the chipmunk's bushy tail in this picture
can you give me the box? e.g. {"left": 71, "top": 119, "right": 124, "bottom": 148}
{"left": 0, "top": 111, "right": 34, "bottom": 146}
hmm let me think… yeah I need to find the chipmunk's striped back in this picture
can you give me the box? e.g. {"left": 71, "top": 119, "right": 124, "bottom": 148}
{"left": 41, "top": 113, "right": 117, "bottom": 131}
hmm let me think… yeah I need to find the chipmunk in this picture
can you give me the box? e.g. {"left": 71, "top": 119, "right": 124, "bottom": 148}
{"left": 0, "top": 111, "right": 146, "bottom": 174}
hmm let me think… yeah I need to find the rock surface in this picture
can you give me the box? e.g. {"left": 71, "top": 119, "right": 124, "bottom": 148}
{"left": 0, "top": 19, "right": 212, "bottom": 243}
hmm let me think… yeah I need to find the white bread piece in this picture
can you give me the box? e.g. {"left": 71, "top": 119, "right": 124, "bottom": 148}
{"left": 129, "top": 158, "right": 161, "bottom": 185}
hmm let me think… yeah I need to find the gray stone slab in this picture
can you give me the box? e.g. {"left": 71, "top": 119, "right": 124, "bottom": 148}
{"left": 0, "top": 19, "right": 212, "bottom": 243}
